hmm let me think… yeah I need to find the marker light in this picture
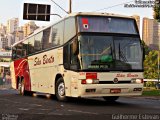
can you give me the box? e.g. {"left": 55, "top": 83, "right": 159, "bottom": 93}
{"left": 131, "top": 79, "right": 143, "bottom": 83}
{"left": 81, "top": 79, "right": 99, "bottom": 84}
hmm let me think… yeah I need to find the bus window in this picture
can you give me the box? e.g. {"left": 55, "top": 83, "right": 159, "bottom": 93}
{"left": 42, "top": 27, "right": 52, "bottom": 50}
{"left": 22, "top": 40, "right": 28, "bottom": 57}
{"left": 64, "top": 17, "right": 76, "bottom": 43}
{"left": 63, "top": 38, "right": 80, "bottom": 70}
{"left": 52, "top": 21, "right": 64, "bottom": 47}
{"left": 63, "top": 44, "right": 70, "bottom": 69}
{"left": 12, "top": 46, "right": 17, "bottom": 60}
{"left": 16, "top": 43, "right": 23, "bottom": 58}
{"left": 35, "top": 32, "right": 43, "bottom": 52}
{"left": 70, "top": 38, "right": 80, "bottom": 70}
{"left": 28, "top": 37, "right": 35, "bottom": 55}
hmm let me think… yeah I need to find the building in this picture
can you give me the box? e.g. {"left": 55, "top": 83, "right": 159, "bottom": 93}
{"left": 7, "top": 18, "right": 19, "bottom": 34}
{"left": 0, "top": 34, "right": 8, "bottom": 50}
{"left": 15, "top": 30, "right": 24, "bottom": 43}
{"left": 0, "top": 24, "right": 7, "bottom": 35}
{"left": 23, "top": 21, "right": 39, "bottom": 37}
{"left": 142, "top": 17, "right": 160, "bottom": 49}
{"left": 0, "top": 62, "right": 10, "bottom": 77}
{"left": 6, "top": 34, "right": 15, "bottom": 48}
{"left": 132, "top": 15, "right": 140, "bottom": 32}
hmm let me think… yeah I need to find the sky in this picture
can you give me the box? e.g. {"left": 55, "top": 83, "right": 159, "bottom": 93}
{"left": 0, "top": 0, "right": 154, "bottom": 35}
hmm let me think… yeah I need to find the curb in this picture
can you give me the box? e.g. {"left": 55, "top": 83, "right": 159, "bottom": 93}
{"left": 125, "top": 96, "right": 160, "bottom": 100}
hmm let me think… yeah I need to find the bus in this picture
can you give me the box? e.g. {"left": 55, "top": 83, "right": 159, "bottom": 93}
{"left": 10, "top": 12, "right": 144, "bottom": 101}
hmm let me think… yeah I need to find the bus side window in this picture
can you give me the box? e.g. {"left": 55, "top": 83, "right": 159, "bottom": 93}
{"left": 52, "top": 21, "right": 64, "bottom": 47}
{"left": 22, "top": 40, "right": 28, "bottom": 57}
{"left": 71, "top": 39, "right": 78, "bottom": 63}
{"left": 42, "top": 27, "right": 52, "bottom": 50}
{"left": 64, "top": 17, "right": 76, "bottom": 43}
{"left": 63, "top": 44, "right": 70, "bottom": 69}
{"left": 12, "top": 47, "right": 17, "bottom": 60}
{"left": 63, "top": 38, "right": 80, "bottom": 70}
{"left": 16, "top": 49, "right": 22, "bottom": 58}
{"left": 70, "top": 38, "right": 80, "bottom": 70}
{"left": 28, "top": 37, "right": 35, "bottom": 55}
{"left": 35, "top": 32, "right": 42, "bottom": 52}
{"left": 15, "top": 43, "right": 23, "bottom": 59}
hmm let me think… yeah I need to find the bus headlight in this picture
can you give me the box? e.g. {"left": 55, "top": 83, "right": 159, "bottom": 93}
{"left": 81, "top": 79, "right": 99, "bottom": 84}
{"left": 131, "top": 79, "right": 143, "bottom": 83}
{"left": 86, "top": 79, "right": 93, "bottom": 84}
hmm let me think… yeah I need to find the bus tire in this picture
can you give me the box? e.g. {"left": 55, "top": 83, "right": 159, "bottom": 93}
{"left": 55, "top": 78, "right": 67, "bottom": 101}
{"left": 18, "top": 80, "right": 25, "bottom": 95}
{"left": 103, "top": 96, "right": 119, "bottom": 102}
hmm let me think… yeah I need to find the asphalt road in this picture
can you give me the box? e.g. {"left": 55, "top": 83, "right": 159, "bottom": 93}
{"left": 0, "top": 88, "right": 160, "bottom": 120}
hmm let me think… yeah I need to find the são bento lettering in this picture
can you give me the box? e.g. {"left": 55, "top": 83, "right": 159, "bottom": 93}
{"left": 34, "top": 55, "right": 54, "bottom": 66}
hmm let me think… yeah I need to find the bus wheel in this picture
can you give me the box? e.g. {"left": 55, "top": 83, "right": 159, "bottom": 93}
{"left": 55, "top": 78, "right": 67, "bottom": 101}
{"left": 103, "top": 96, "right": 119, "bottom": 102}
{"left": 18, "top": 80, "right": 25, "bottom": 95}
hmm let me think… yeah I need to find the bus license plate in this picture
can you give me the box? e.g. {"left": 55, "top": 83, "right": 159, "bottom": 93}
{"left": 110, "top": 89, "right": 121, "bottom": 93}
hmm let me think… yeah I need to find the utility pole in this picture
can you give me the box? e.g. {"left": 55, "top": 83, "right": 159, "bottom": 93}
{"left": 69, "top": 0, "right": 72, "bottom": 14}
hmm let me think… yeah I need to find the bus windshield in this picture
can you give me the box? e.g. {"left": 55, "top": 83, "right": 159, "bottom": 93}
{"left": 79, "top": 35, "right": 143, "bottom": 71}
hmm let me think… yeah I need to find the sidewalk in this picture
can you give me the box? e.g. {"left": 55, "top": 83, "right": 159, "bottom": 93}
{"left": 0, "top": 84, "right": 12, "bottom": 90}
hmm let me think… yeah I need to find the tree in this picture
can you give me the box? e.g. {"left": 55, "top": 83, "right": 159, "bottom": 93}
{"left": 144, "top": 50, "right": 160, "bottom": 79}
{"left": 153, "top": 0, "right": 160, "bottom": 21}
{"left": 141, "top": 40, "right": 150, "bottom": 56}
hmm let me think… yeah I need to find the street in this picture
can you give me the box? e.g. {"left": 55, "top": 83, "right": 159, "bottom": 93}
{"left": 0, "top": 88, "right": 160, "bottom": 120}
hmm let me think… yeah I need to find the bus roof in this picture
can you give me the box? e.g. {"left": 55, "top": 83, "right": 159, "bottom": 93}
{"left": 67, "top": 12, "right": 134, "bottom": 19}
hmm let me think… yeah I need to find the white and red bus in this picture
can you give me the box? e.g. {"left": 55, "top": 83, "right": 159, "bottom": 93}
{"left": 10, "top": 12, "right": 144, "bottom": 101}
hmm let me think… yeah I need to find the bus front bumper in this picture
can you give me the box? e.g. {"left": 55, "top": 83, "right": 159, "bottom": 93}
{"left": 79, "top": 83, "right": 143, "bottom": 97}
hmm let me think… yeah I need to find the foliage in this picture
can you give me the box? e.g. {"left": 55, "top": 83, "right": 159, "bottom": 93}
{"left": 153, "top": 0, "right": 160, "bottom": 22}
{"left": 141, "top": 40, "right": 150, "bottom": 55}
{"left": 144, "top": 0, "right": 160, "bottom": 80}
{"left": 145, "top": 81, "right": 156, "bottom": 87}
{"left": 144, "top": 1, "right": 160, "bottom": 79}
{"left": 144, "top": 50, "right": 160, "bottom": 79}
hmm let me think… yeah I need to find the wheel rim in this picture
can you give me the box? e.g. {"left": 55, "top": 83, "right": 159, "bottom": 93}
{"left": 58, "top": 82, "right": 65, "bottom": 97}
{"left": 21, "top": 82, "right": 24, "bottom": 94}
{"left": 18, "top": 81, "right": 24, "bottom": 94}
{"left": 18, "top": 83, "right": 21, "bottom": 92}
